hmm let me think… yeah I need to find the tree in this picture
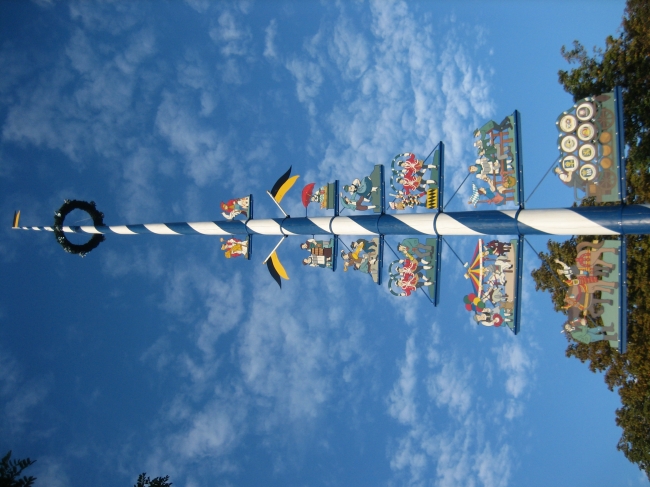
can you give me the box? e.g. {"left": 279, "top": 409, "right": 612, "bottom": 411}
{"left": 558, "top": 0, "right": 650, "bottom": 197}
{"left": 133, "top": 473, "right": 172, "bottom": 487}
{"left": 0, "top": 451, "right": 36, "bottom": 487}
{"left": 532, "top": 0, "right": 650, "bottom": 478}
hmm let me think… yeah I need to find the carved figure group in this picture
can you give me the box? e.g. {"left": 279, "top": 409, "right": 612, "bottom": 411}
{"left": 220, "top": 237, "right": 248, "bottom": 258}
{"left": 341, "top": 238, "right": 380, "bottom": 279}
{"left": 464, "top": 239, "right": 517, "bottom": 329}
{"left": 557, "top": 240, "right": 620, "bottom": 344}
{"left": 221, "top": 196, "right": 250, "bottom": 220}
{"left": 389, "top": 238, "right": 436, "bottom": 297}
{"left": 467, "top": 115, "right": 519, "bottom": 207}
{"left": 340, "top": 166, "right": 383, "bottom": 213}
{"left": 301, "top": 238, "right": 334, "bottom": 269}
{"left": 389, "top": 153, "right": 437, "bottom": 210}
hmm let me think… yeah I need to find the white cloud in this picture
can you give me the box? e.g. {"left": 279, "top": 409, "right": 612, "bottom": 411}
{"left": 328, "top": 15, "right": 369, "bottom": 80}
{"left": 209, "top": 10, "right": 252, "bottom": 57}
{"left": 155, "top": 92, "right": 229, "bottom": 186}
{"left": 101, "top": 245, "right": 164, "bottom": 279}
{"left": 172, "top": 392, "right": 247, "bottom": 460}
{"left": 285, "top": 58, "right": 323, "bottom": 117}
{"left": 0, "top": 348, "right": 50, "bottom": 435}
{"left": 32, "top": 458, "right": 71, "bottom": 487}
{"left": 474, "top": 443, "right": 511, "bottom": 487}
{"left": 388, "top": 333, "right": 418, "bottom": 425}
{"left": 494, "top": 340, "right": 531, "bottom": 399}
{"left": 264, "top": 19, "right": 278, "bottom": 59}
{"left": 426, "top": 361, "right": 472, "bottom": 418}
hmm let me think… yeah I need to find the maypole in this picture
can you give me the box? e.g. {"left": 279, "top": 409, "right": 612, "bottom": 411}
{"left": 11, "top": 89, "right": 635, "bottom": 351}
{"left": 13, "top": 204, "right": 650, "bottom": 237}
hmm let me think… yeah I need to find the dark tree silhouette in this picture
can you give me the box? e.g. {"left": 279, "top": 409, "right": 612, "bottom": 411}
{"left": 532, "top": 0, "right": 650, "bottom": 478}
{"left": 0, "top": 451, "right": 36, "bottom": 487}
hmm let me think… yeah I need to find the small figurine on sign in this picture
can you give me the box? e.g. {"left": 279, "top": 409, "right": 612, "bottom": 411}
{"left": 389, "top": 152, "right": 439, "bottom": 212}
{"left": 221, "top": 195, "right": 251, "bottom": 220}
{"left": 391, "top": 272, "right": 433, "bottom": 297}
{"left": 301, "top": 238, "right": 335, "bottom": 269}
{"left": 340, "top": 237, "right": 381, "bottom": 283}
{"left": 340, "top": 166, "right": 384, "bottom": 213}
{"left": 340, "top": 194, "right": 377, "bottom": 212}
{"left": 388, "top": 190, "right": 427, "bottom": 211}
{"left": 302, "top": 182, "right": 338, "bottom": 211}
{"left": 467, "top": 113, "right": 521, "bottom": 206}
{"left": 561, "top": 321, "right": 618, "bottom": 344}
{"left": 388, "top": 237, "right": 438, "bottom": 298}
{"left": 220, "top": 237, "right": 249, "bottom": 259}
{"left": 462, "top": 238, "right": 519, "bottom": 333}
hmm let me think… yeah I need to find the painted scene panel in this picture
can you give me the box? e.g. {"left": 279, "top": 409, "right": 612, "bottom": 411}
{"left": 340, "top": 237, "right": 382, "bottom": 284}
{"left": 340, "top": 165, "right": 384, "bottom": 213}
{"left": 468, "top": 113, "right": 522, "bottom": 207}
{"left": 558, "top": 240, "right": 624, "bottom": 351}
{"left": 388, "top": 237, "right": 439, "bottom": 302}
{"left": 462, "top": 238, "right": 521, "bottom": 334}
{"left": 389, "top": 149, "right": 441, "bottom": 212}
{"left": 554, "top": 91, "right": 623, "bottom": 203}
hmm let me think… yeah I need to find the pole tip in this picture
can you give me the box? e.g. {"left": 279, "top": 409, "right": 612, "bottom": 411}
{"left": 12, "top": 210, "right": 20, "bottom": 228}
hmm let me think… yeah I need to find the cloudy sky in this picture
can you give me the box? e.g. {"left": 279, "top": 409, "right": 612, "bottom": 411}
{"left": 1, "top": 1, "right": 647, "bottom": 486}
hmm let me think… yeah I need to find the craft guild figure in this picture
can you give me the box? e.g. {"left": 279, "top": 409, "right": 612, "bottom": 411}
{"left": 462, "top": 238, "right": 518, "bottom": 332}
{"left": 468, "top": 114, "right": 519, "bottom": 206}
{"left": 301, "top": 182, "right": 338, "bottom": 212}
{"left": 388, "top": 237, "right": 437, "bottom": 297}
{"left": 553, "top": 92, "right": 622, "bottom": 204}
{"left": 561, "top": 320, "right": 618, "bottom": 344}
{"left": 340, "top": 177, "right": 377, "bottom": 211}
{"left": 301, "top": 238, "right": 334, "bottom": 269}
{"left": 388, "top": 190, "right": 426, "bottom": 211}
{"left": 221, "top": 196, "right": 250, "bottom": 220}
{"left": 558, "top": 240, "right": 621, "bottom": 334}
{"left": 340, "top": 166, "right": 384, "bottom": 213}
{"left": 220, "top": 237, "right": 248, "bottom": 258}
{"left": 339, "top": 237, "right": 382, "bottom": 283}
{"left": 389, "top": 153, "right": 438, "bottom": 210}
{"left": 341, "top": 239, "right": 378, "bottom": 273}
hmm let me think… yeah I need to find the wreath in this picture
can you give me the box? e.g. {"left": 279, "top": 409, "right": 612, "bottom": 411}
{"left": 53, "top": 199, "right": 105, "bottom": 257}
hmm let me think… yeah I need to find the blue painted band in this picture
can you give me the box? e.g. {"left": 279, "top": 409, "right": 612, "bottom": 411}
{"left": 165, "top": 222, "right": 198, "bottom": 235}
{"left": 569, "top": 207, "right": 622, "bottom": 234}
{"left": 377, "top": 214, "right": 427, "bottom": 235}
{"left": 513, "top": 236, "right": 524, "bottom": 335}
{"left": 125, "top": 224, "right": 150, "bottom": 234}
{"left": 620, "top": 235, "right": 628, "bottom": 353}
{"left": 621, "top": 205, "right": 650, "bottom": 234}
{"left": 350, "top": 215, "right": 381, "bottom": 234}
{"left": 514, "top": 110, "right": 525, "bottom": 208}
{"left": 449, "top": 211, "right": 518, "bottom": 235}
{"left": 438, "top": 142, "right": 445, "bottom": 211}
{"left": 434, "top": 236, "right": 442, "bottom": 306}
{"left": 281, "top": 217, "right": 325, "bottom": 236}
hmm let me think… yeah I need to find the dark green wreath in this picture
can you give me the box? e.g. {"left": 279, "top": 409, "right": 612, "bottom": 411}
{"left": 53, "top": 199, "right": 105, "bottom": 257}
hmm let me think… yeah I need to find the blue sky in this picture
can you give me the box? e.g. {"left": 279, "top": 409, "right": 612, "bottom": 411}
{"left": 1, "top": 1, "right": 647, "bottom": 486}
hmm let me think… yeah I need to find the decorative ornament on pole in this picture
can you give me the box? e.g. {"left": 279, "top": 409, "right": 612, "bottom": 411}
{"left": 53, "top": 200, "right": 105, "bottom": 258}
{"left": 267, "top": 166, "right": 300, "bottom": 217}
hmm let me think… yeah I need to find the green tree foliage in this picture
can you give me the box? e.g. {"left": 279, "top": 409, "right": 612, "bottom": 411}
{"left": 532, "top": 0, "right": 650, "bottom": 477}
{"left": 0, "top": 451, "right": 36, "bottom": 487}
{"left": 558, "top": 0, "right": 650, "bottom": 192}
{"left": 133, "top": 473, "right": 172, "bottom": 487}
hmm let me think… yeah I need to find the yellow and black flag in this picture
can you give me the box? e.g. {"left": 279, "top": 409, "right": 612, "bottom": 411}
{"left": 263, "top": 236, "right": 289, "bottom": 288}
{"left": 266, "top": 250, "right": 289, "bottom": 288}
{"left": 267, "top": 167, "right": 299, "bottom": 216}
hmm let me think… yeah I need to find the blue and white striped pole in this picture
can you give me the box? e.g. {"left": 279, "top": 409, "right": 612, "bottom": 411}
{"left": 12, "top": 204, "right": 650, "bottom": 237}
